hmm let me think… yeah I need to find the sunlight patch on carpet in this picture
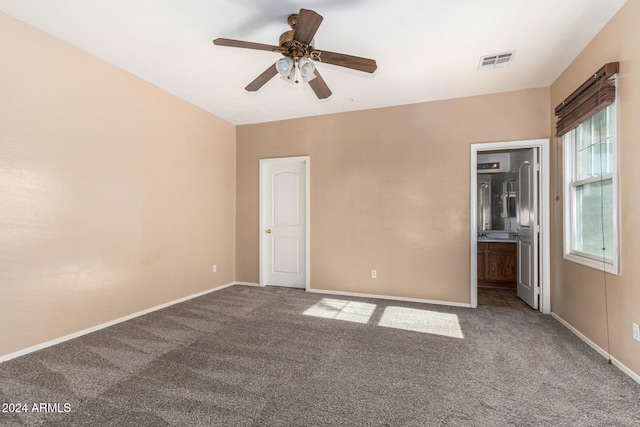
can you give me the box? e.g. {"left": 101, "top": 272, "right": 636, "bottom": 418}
{"left": 378, "top": 307, "right": 464, "bottom": 339}
{"left": 303, "top": 298, "right": 376, "bottom": 324}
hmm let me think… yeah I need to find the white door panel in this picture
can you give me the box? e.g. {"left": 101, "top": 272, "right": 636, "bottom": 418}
{"left": 273, "top": 237, "right": 300, "bottom": 274}
{"left": 273, "top": 172, "right": 300, "bottom": 226}
{"left": 515, "top": 149, "right": 539, "bottom": 309}
{"left": 518, "top": 240, "right": 533, "bottom": 292}
{"left": 261, "top": 158, "right": 308, "bottom": 289}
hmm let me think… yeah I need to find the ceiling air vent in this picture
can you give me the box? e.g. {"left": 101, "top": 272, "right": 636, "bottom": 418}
{"left": 478, "top": 51, "right": 515, "bottom": 70}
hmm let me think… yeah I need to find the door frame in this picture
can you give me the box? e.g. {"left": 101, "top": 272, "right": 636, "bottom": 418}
{"left": 259, "top": 156, "right": 310, "bottom": 290}
{"left": 470, "top": 139, "right": 550, "bottom": 314}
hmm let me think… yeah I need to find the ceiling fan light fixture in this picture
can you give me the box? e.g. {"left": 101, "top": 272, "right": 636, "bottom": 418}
{"left": 298, "top": 57, "right": 316, "bottom": 82}
{"left": 275, "top": 56, "right": 294, "bottom": 78}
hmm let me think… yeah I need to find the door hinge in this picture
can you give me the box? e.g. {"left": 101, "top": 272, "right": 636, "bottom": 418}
{"left": 535, "top": 224, "right": 540, "bottom": 233}
{"left": 535, "top": 163, "right": 541, "bottom": 172}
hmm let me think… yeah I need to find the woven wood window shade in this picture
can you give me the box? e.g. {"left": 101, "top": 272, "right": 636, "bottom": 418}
{"left": 555, "top": 62, "right": 619, "bottom": 137}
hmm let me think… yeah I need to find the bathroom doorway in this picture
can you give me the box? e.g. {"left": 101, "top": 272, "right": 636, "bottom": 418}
{"left": 470, "top": 139, "right": 550, "bottom": 314}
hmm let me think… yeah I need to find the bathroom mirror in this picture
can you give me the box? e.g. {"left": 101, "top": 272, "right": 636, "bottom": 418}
{"left": 477, "top": 172, "right": 517, "bottom": 231}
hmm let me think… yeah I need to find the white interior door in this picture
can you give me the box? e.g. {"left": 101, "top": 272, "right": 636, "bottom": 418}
{"left": 260, "top": 157, "right": 308, "bottom": 289}
{"left": 515, "top": 149, "right": 539, "bottom": 309}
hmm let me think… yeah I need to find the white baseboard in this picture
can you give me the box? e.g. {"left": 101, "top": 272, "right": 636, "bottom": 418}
{"left": 234, "top": 282, "right": 261, "bottom": 287}
{"left": 0, "top": 282, "right": 238, "bottom": 364}
{"left": 307, "top": 288, "right": 472, "bottom": 308}
{"left": 551, "top": 312, "right": 640, "bottom": 385}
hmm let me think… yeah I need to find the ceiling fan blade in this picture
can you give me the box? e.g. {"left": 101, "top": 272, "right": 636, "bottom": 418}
{"left": 315, "top": 50, "right": 377, "bottom": 73}
{"left": 293, "top": 9, "right": 323, "bottom": 45}
{"left": 245, "top": 63, "right": 279, "bottom": 92}
{"left": 308, "top": 69, "right": 332, "bottom": 99}
{"left": 213, "top": 38, "right": 278, "bottom": 52}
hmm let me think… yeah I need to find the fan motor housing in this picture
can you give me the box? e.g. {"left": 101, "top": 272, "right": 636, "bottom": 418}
{"left": 279, "top": 30, "right": 294, "bottom": 47}
{"left": 280, "top": 13, "right": 298, "bottom": 47}
{"left": 279, "top": 29, "right": 314, "bottom": 60}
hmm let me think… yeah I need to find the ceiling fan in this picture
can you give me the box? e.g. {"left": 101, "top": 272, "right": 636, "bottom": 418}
{"left": 213, "top": 8, "right": 377, "bottom": 99}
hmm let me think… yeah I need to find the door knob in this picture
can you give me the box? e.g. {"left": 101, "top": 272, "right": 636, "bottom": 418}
{"left": 512, "top": 232, "right": 521, "bottom": 237}
{"left": 266, "top": 229, "right": 272, "bottom": 234}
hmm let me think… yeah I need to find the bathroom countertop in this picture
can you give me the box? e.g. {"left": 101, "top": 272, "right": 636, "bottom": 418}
{"left": 477, "top": 238, "right": 517, "bottom": 243}
{"left": 477, "top": 231, "right": 517, "bottom": 243}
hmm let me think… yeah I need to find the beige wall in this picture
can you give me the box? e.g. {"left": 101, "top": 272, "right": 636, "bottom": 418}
{"left": 237, "top": 88, "right": 550, "bottom": 303}
{"left": 0, "top": 13, "right": 236, "bottom": 357}
{"left": 550, "top": 0, "right": 640, "bottom": 376}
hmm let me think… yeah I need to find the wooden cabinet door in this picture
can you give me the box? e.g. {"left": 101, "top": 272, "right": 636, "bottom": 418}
{"left": 477, "top": 243, "right": 488, "bottom": 280}
{"left": 478, "top": 252, "right": 487, "bottom": 280}
{"left": 488, "top": 251, "right": 517, "bottom": 281}
{"left": 478, "top": 241, "right": 516, "bottom": 288}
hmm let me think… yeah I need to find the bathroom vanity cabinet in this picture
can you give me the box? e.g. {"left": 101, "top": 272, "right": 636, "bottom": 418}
{"left": 477, "top": 242, "right": 517, "bottom": 288}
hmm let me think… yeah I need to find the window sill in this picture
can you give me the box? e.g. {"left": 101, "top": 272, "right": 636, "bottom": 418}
{"left": 563, "top": 252, "right": 619, "bottom": 275}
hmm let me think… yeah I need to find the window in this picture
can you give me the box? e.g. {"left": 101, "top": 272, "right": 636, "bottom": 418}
{"left": 563, "top": 85, "right": 619, "bottom": 274}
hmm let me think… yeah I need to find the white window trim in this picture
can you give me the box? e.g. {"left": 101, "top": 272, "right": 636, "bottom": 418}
{"left": 562, "top": 95, "right": 621, "bottom": 275}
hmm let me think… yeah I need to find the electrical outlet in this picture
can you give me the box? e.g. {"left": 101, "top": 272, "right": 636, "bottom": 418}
{"left": 212, "top": 264, "right": 217, "bottom": 273}
{"left": 633, "top": 323, "right": 640, "bottom": 342}
{"left": 371, "top": 270, "right": 377, "bottom": 279}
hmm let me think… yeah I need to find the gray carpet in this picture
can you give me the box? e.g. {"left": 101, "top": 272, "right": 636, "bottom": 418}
{"left": 0, "top": 285, "right": 638, "bottom": 426}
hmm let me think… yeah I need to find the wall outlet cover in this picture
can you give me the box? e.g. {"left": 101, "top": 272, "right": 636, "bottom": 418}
{"left": 633, "top": 323, "right": 640, "bottom": 342}
{"left": 371, "top": 270, "right": 377, "bottom": 279}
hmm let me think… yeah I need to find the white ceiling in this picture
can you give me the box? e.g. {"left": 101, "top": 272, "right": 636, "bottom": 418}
{"left": 0, "top": 0, "right": 628, "bottom": 125}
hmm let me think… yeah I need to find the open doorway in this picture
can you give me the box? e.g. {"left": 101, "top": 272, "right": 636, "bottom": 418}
{"left": 470, "top": 139, "right": 550, "bottom": 314}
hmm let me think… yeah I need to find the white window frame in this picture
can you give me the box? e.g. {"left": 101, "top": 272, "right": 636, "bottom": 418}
{"left": 563, "top": 85, "right": 620, "bottom": 275}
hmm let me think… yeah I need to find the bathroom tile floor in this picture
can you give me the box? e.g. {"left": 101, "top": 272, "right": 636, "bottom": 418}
{"left": 478, "top": 286, "right": 534, "bottom": 311}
